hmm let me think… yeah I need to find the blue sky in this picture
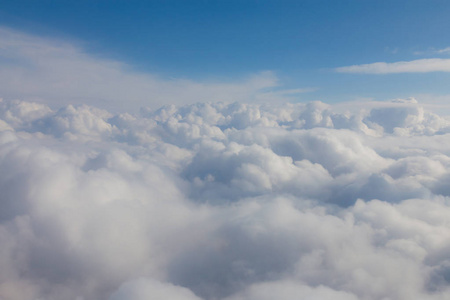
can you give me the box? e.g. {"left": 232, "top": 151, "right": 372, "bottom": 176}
{"left": 1, "top": 0, "right": 450, "bottom": 109}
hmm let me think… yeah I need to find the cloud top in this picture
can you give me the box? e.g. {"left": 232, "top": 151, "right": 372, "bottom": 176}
{"left": 2, "top": 97, "right": 450, "bottom": 300}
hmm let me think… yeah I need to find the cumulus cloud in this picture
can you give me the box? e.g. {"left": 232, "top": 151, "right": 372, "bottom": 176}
{"left": 2, "top": 97, "right": 450, "bottom": 300}
{"left": 336, "top": 58, "right": 450, "bottom": 74}
{"left": 0, "top": 27, "right": 314, "bottom": 113}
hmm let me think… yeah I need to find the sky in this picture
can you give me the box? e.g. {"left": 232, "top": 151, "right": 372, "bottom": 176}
{"left": 1, "top": 0, "right": 450, "bottom": 109}
{"left": 5, "top": 2, "right": 450, "bottom": 300}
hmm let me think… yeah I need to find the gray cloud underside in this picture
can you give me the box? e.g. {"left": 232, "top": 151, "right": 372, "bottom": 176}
{"left": 2, "top": 97, "right": 450, "bottom": 300}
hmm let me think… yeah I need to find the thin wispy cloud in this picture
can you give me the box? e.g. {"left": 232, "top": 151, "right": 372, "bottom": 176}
{"left": 336, "top": 58, "right": 450, "bottom": 74}
{"left": 0, "top": 27, "right": 312, "bottom": 113}
{"left": 413, "top": 47, "right": 450, "bottom": 56}
{"left": 435, "top": 47, "right": 450, "bottom": 54}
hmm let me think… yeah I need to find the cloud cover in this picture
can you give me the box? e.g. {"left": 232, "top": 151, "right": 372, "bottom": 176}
{"left": 2, "top": 97, "right": 450, "bottom": 300}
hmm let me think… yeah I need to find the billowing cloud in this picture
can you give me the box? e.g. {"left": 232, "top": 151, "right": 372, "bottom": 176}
{"left": 336, "top": 58, "right": 450, "bottom": 74}
{"left": 2, "top": 97, "right": 450, "bottom": 300}
{"left": 0, "top": 27, "right": 314, "bottom": 113}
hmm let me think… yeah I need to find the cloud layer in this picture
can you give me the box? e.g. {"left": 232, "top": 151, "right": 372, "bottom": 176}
{"left": 2, "top": 97, "right": 450, "bottom": 300}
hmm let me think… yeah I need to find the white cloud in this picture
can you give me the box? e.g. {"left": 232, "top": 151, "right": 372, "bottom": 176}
{"left": 2, "top": 97, "right": 450, "bottom": 299}
{"left": 9, "top": 20, "right": 450, "bottom": 300}
{"left": 436, "top": 47, "right": 450, "bottom": 55}
{"left": 0, "top": 27, "right": 314, "bottom": 113}
{"left": 336, "top": 58, "right": 450, "bottom": 74}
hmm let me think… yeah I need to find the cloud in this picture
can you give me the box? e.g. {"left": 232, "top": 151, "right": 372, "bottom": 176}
{"left": 336, "top": 58, "right": 450, "bottom": 74}
{"left": 2, "top": 97, "right": 450, "bottom": 299}
{"left": 0, "top": 27, "right": 314, "bottom": 113}
{"left": 435, "top": 47, "right": 450, "bottom": 55}
{"left": 222, "top": 280, "right": 358, "bottom": 300}
{"left": 109, "top": 278, "right": 203, "bottom": 300}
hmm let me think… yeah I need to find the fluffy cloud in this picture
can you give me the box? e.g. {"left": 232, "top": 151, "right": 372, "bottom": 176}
{"left": 336, "top": 58, "right": 450, "bottom": 74}
{"left": 2, "top": 97, "right": 450, "bottom": 300}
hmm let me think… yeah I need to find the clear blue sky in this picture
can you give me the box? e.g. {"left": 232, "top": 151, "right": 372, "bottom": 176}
{"left": 1, "top": 0, "right": 450, "bottom": 105}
